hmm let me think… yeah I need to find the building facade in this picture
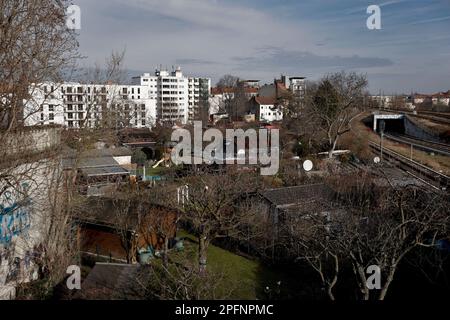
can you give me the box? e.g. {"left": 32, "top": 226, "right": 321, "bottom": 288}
{"left": 24, "top": 67, "right": 210, "bottom": 128}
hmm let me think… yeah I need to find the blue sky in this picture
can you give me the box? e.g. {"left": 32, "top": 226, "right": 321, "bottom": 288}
{"left": 75, "top": 0, "right": 450, "bottom": 93}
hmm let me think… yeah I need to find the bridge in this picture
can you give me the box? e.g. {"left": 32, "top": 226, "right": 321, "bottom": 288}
{"left": 372, "top": 112, "right": 405, "bottom": 132}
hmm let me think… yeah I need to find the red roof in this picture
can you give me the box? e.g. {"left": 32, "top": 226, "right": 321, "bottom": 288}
{"left": 254, "top": 96, "right": 276, "bottom": 105}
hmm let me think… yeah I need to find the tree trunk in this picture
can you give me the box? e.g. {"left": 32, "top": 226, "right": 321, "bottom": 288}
{"left": 379, "top": 265, "right": 397, "bottom": 300}
{"left": 328, "top": 137, "right": 338, "bottom": 158}
{"left": 163, "top": 236, "right": 169, "bottom": 268}
{"left": 198, "top": 235, "right": 208, "bottom": 274}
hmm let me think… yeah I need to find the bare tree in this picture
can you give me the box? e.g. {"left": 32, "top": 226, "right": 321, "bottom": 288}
{"left": 0, "top": 0, "right": 81, "bottom": 298}
{"left": 216, "top": 75, "right": 240, "bottom": 89}
{"left": 176, "top": 169, "right": 257, "bottom": 274}
{"left": 0, "top": 0, "right": 79, "bottom": 132}
{"left": 289, "top": 173, "right": 450, "bottom": 300}
{"left": 305, "top": 72, "right": 368, "bottom": 158}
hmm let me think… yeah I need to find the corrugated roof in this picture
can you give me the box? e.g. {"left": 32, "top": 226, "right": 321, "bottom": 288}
{"left": 81, "top": 166, "right": 129, "bottom": 177}
{"left": 260, "top": 184, "right": 332, "bottom": 207}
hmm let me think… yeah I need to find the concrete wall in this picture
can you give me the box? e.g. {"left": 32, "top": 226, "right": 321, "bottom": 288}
{"left": 1, "top": 126, "right": 63, "bottom": 299}
{"left": 404, "top": 116, "right": 441, "bottom": 142}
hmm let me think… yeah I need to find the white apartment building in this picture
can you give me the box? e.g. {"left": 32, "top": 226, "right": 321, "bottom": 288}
{"left": 132, "top": 67, "right": 211, "bottom": 124}
{"left": 25, "top": 67, "right": 210, "bottom": 128}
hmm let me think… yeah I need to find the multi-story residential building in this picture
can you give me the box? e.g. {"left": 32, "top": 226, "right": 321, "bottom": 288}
{"left": 289, "top": 76, "right": 306, "bottom": 99}
{"left": 131, "top": 67, "right": 211, "bottom": 124}
{"left": 24, "top": 67, "right": 210, "bottom": 128}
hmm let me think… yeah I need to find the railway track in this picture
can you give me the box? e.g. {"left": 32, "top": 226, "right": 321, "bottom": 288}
{"left": 418, "top": 110, "right": 450, "bottom": 119}
{"left": 369, "top": 141, "right": 449, "bottom": 191}
{"left": 379, "top": 108, "right": 450, "bottom": 125}
{"left": 384, "top": 133, "right": 450, "bottom": 157}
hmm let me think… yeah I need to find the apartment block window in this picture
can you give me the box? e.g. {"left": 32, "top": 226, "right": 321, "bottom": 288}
{"left": 141, "top": 104, "right": 146, "bottom": 110}
{"left": 137, "top": 88, "right": 141, "bottom": 94}
{"left": 68, "top": 113, "right": 73, "bottom": 119}
{"left": 49, "top": 113, "right": 54, "bottom": 121}
{"left": 78, "top": 104, "right": 83, "bottom": 111}
{"left": 48, "top": 105, "right": 54, "bottom": 112}
{"left": 68, "top": 121, "right": 73, "bottom": 127}
{"left": 142, "top": 119, "right": 146, "bottom": 126}
{"left": 67, "top": 105, "right": 73, "bottom": 111}
{"left": 141, "top": 112, "right": 146, "bottom": 118}
{"left": 41, "top": 113, "right": 44, "bottom": 121}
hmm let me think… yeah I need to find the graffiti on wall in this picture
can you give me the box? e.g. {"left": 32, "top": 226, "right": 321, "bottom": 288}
{"left": 0, "top": 183, "right": 32, "bottom": 245}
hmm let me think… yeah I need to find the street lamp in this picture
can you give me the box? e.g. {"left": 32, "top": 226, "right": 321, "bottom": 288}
{"left": 379, "top": 120, "right": 385, "bottom": 161}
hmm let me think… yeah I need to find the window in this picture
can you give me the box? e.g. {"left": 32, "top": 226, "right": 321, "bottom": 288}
{"left": 41, "top": 113, "right": 44, "bottom": 121}
{"left": 49, "top": 113, "right": 54, "bottom": 121}
{"left": 48, "top": 105, "right": 54, "bottom": 112}
{"left": 68, "top": 113, "right": 73, "bottom": 119}
{"left": 142, "top": 120, "right": 146, "bottom": 126}
{"left": 78, "top": 104, "right": 83, "bottom": 111}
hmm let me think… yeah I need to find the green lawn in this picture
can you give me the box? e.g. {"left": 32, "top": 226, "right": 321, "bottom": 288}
{"left": 174, "top": 230, "right": 299, "bottom": 300}
{"left": 135, "top": 166, "right": 165, "bottom": 176}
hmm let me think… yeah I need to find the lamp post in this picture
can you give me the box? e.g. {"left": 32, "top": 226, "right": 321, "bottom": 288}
{"left": 379, "top": 120, "right": 385, "bottom": 161}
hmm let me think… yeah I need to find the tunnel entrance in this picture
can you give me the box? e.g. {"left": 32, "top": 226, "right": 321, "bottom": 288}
{"left": 376, "top": 118, "right": 405, "bottom": 134}
{"left": 373, "top": 114, "right": 405, "bottom": 134}
{"left": 142, "top": 147, "right": 155, "bottom": 160}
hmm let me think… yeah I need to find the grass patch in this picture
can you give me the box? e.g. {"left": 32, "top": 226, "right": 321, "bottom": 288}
{"left": 173, "top": 230, "right": 300, "bottom": 300}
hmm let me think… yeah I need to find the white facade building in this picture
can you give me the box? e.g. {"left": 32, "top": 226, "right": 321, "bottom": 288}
{"left": 132, "top": 67, "right": 211, "bottom": 124}
{"left": 25, "top": 67, "right": 210, "bottom": 128}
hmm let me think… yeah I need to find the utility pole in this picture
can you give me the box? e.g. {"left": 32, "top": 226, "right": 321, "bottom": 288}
{"left": 380, "top": 120, "right": 385, "bottom": 161}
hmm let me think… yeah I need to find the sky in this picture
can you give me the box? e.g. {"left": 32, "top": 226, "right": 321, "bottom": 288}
{"left": 74, "top": 0, "right": 450, "bottom": 94}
